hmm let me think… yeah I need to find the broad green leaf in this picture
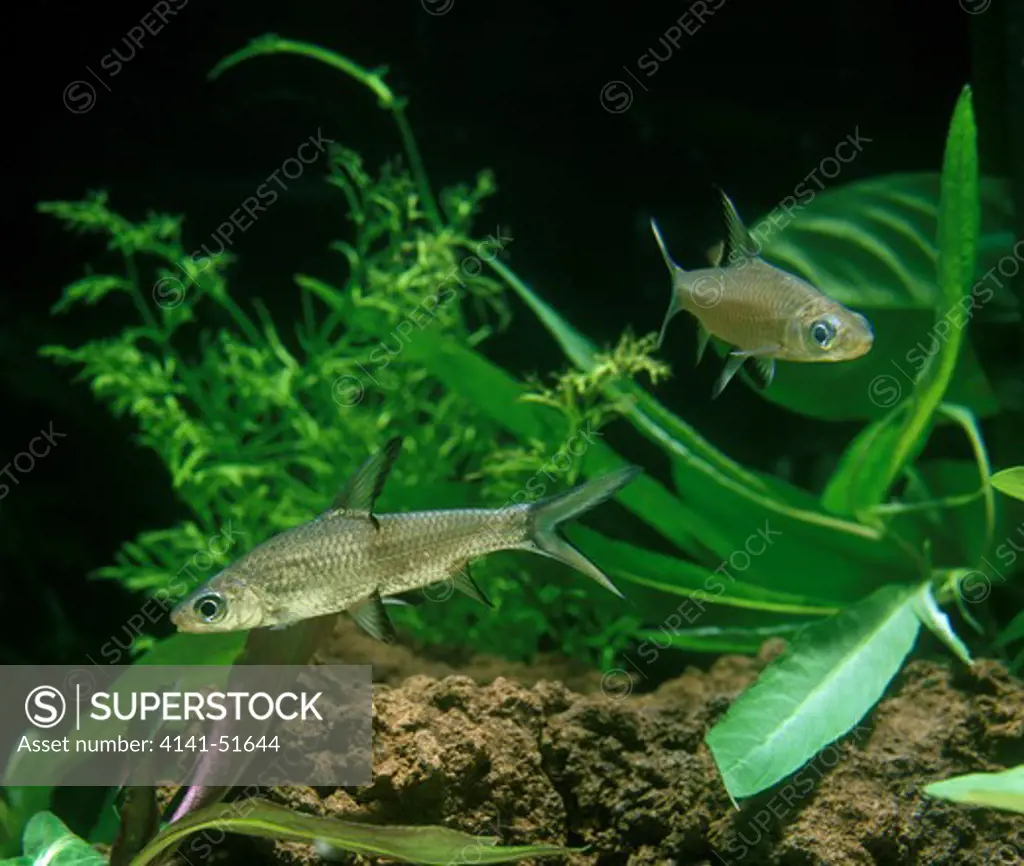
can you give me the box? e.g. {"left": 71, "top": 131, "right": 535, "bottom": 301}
{"left": 638, "top": 621, "right": 811, "bottom": 654}
{"left": 668, "top": 454, "right": 912, "bottom": 604}
{"left": 0, "top": 791, "right": 52, "bottom": 858}
{"left": 733, "top": 171, "right": 1013, "bottom": 421}
{"left": 912, "top": 583, "right": 973, "bottom": 665}
{"left": 135, "top": 631, "right": 246, "bottom": 666}
{"left": 715, "top": 310, "right": 998, "bottom": 422}
{"left": 996, "top": 610, "right": 1024, "bottom": 647}
{"left": 821, "top": 88, "right": 981, "bottom": 515}
{"left": 395, "top": 329, "right": 558, "bottom": 444}
{"left": 877, "top": 459, "right": 991, "bottom": 569}
{"left": 13, "top": 812, "right": 106, "bottom": 866}
{"left": 836, "top": 405, "right": 994, "bottom": 569}
{"left": 705, "top": 583, "right": 921, "bottom": 799}
{"left": 991, "top": 467, "right": 1024, "bottom": 502}
{"left": 566, "top": 525, "right": 838, "bottom": 614}
{"left": 923, "top": 765, "right": 1024, "bottom": 814}
{"left": 132, "top": 799, "right": 570, "bottom": 866}
{"left": 756, "top": 172, "right": 1013, "bottom": 312}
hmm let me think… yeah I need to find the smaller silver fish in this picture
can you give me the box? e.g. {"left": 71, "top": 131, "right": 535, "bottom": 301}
{"left": 171, "top": 437, "right": 640, "bottom": 637}
{"left": 651, "top": 188, "right": 874, "bottom": 397}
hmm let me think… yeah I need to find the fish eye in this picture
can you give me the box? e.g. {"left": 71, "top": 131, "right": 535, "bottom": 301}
{"left": 810, "top": 318, "right": 837, "bottom": 348}
{"left": 193, "top": 593, "right": 226, "bottom": 623}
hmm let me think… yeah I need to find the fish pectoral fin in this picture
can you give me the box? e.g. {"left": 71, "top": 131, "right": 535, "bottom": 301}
{"left": 329, "top": 436, "right": 404, "bottom": 524}
{"left": 728, "top": 345, "right": 781, "bottom": 358}
{"left": 348, "top": 590, "right": 396, "bottom": 643}
{"left": 452, "top": 564, "right": 494, "bottom": 608}
{"left": 382, "top": 591, "right": 424, "bottom": 608}
{"left": 711, "top": 352, "right": 748, "bottom": 399}
{"left": 752, "top": 356, "right": 776, "bottom": 389}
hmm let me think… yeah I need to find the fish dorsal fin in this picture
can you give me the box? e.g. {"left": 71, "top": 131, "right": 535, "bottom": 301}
{"left": 716, "top": 188, "right": 758, "bottom": 262}
{"left": 348, "top": 590, "right": 396, "bottom": 643}
{"left": 452, "top": 565, "right": 494, "bottom": 608}
{"left": 706, "top": 241, "right": 725, "bottom": 267}
{"left": 331, "top": 436, "right": 404, "bottom": 527}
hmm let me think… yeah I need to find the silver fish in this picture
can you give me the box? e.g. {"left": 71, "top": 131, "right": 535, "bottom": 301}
{"left": 651, "top": 188, "right": 874, "bottom": 397}
{"left": 170, "top": 437, "right": 640, "bottom": 637}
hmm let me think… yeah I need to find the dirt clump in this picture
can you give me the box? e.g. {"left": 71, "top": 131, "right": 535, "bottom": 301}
{"left": 225, "top": 629, "right": 1024, "bottom": 865}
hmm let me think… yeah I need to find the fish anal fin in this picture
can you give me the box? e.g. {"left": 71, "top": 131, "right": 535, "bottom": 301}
{"left": 348, "top": 589, "right": 396, "bottom": 643}
{"left": 696, "top": 323, "right": 712, "bottom": 365}
{"left": 452, "top": 564, "right": 493, "bottom": 608}
{"left": 712, "top": 353, "right": 747, "bottom": 399}
{"left": 330, "top": 436, "right": 404, "bottom": 525}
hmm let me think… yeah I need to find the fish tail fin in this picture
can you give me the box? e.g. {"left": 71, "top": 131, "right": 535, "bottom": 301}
{"left": 524, "top": 466, "right": 640, "bottom": 597}
{"left": 650, "top": 218, "right": 684, "bottom": 349}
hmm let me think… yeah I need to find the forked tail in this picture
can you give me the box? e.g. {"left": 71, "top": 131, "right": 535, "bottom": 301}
{"left": 649, "top": 217, "right": 684, "bottom": 349}
{"left": 524, "top": 466, "right": 640, "bottom": 597}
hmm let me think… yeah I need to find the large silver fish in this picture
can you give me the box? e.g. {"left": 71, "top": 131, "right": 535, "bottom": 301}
{"left": 651, "top": 189, "right": 874, "bottom": 398}
{"left": 171, "top": 437, "right": 640, "bottom": 637}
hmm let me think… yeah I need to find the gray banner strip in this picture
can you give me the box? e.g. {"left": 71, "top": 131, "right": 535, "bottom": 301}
{"left": 2, "top": 665, "right": 371, "bottom": 786}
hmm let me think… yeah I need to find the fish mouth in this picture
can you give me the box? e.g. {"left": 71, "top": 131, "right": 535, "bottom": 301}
{"left": 168, "top": 601, "right": 197, "bottom": 632}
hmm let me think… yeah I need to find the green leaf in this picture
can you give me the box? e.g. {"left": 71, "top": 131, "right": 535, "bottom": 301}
{"left": 923, "top": 765, "right": 1024, "bottom": 814}
{"left": 996, "top": 610, "right": 1024, "bottom": 647}
{"left": 821, "top": 87, "right": 981, "bottom": 515}
{"left": 134, "top": 631, "right": 246, "bottom": 666}
{"left": 912, "top": 583, "right": 973, "bottom": 666}
{"left": 637, "top": 621, "right": 811, "bottom": 654}
{"left": 14, "top": 812, "right": 106, "bottom": 866}
{"left": 738, "top": 170, "right": 1013, "bottom": 421}
{"left": 566, "top": 525, "right": 838, "bottom": 614}
{"left": 705, "top": 584, "right": 921, "bottom": 799}
{"left": 132, "top": 799, "right": 571, "bottom": 866}
{"left": 756, "top": 173, "right": 1012, "bottom": 312}
{"left": 0, "top": 791, "right": 52, "bottom": 858}
{"left": 991, "top": 467, "right": 1024, "bottom": 502}
{"left": 718, "top": 310, "right": 999, "bottom": 422}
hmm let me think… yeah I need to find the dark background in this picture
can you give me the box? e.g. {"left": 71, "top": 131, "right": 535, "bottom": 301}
{"left": 2, "top": 0, "right": 1020, "bottom": 663}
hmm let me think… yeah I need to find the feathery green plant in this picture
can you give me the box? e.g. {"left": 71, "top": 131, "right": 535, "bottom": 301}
{"left": 37, "top": 111, "right": 656, "bottom": 666}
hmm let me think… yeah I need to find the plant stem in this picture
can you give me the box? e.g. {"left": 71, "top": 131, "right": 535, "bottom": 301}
{"left": 208, "top": 36, "right": 443, "bottom": 231}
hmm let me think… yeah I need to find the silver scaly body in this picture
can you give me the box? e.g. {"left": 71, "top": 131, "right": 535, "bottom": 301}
{"left": 229, "top": 506, "right": 531, "bottom": 623}
{"left": 171, "top": 436, "right": 639, "bottom": 636}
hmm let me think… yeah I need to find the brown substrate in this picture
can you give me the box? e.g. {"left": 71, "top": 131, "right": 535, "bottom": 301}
{"left": 221, "top": 622, "right": 1024, "bottom": 864}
